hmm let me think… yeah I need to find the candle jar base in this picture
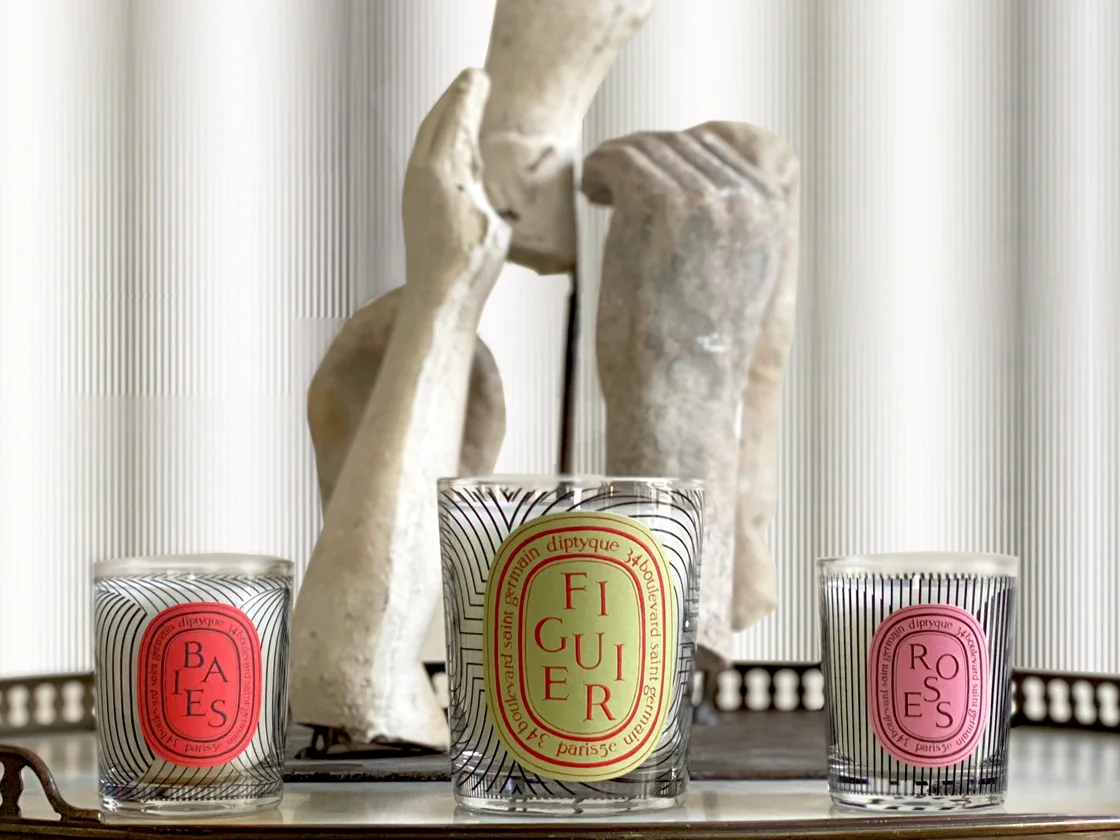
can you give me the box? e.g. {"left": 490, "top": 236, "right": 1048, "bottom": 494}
{"left": 100, "top": 791, "right": 282, "bottom": 820}
{"left": 829, "top": 790, "right": 1005, "bottom": 812}
{"left": 451, "top": 736, "right": 691, "bottom": 815}
{"left": 827, "top": 748, "right": 1009, "bottom": 812}
{"left": 456, "top": 789, "right": 685, "bottom": 817}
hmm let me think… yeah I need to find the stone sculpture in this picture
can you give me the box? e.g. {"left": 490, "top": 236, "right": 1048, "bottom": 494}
{"left": 583, "top": 122, "right": 800, "bottom": 667}
{"left": 730, "top": 127, "right": 800, "bottom": 632}
{"left": 289, "top": 0, "right": 656, "bottom": 751}
{"left": 290, "top": 69, "right": 512, "bottom": 750}
{"left": 481, "top": 0, "right": 653, "bottom": 273}
{"left": 290, "top": 0, "right": 800, "bottom": 747}
{"left": 307, "top": 285, "right": 506, "bottom": 507}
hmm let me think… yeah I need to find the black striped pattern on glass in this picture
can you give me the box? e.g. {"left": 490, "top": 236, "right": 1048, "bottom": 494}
{"left": 438, "top": 482, "right": 702, "bottom": 804}
{"left": 820, "top": 572, "right": 1016, "bottom": 808}
{"left": 93, "top": 574, "right": 291, "bottom": 804}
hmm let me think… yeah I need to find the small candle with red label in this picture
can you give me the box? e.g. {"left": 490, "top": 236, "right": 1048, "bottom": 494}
{"left": 818, "top": 552, "right": 1019, "bottom": 812}
{"left": 93, "top": 554, "right": 293, "bottom": 819}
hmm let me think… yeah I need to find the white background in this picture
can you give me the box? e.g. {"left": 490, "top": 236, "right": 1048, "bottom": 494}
{"left": 0, "top": 0, "right": 1117, "bottom": 676}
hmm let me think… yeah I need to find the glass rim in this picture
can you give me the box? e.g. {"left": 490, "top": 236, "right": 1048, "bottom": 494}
{"left": 94, "top": 553, "right": 293, "bottom": 579}
{"left": 817, "top": 551, "right": 1019, "bottom": 577}
{"left": 438, "top": 474, "right": 705, "bottom": 492}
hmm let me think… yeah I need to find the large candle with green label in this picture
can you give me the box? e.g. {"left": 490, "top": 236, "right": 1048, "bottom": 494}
{"left": 438, "top": 476, "right": 703, "bottom": 815}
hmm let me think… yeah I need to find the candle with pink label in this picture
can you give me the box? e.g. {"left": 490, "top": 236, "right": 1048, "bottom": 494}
{"left": 818, "top": 552, "right": 1018, "bottom": 811}
{"left": 437, "top": 475, "right": 703, "bottom": 815}
{"left": 93, "top": 554, "right": 293, "bottom": 818}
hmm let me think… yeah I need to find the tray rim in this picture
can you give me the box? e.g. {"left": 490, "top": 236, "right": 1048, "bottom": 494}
{"left": 5, "top": 812, "right": 1120, "bottom": 840}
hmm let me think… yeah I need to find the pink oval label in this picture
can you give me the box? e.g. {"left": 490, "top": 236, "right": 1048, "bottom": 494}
{"left": 867, "top": 603, "right": 989, "bottom": 768}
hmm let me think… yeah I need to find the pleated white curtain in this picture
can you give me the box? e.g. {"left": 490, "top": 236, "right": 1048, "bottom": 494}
{"left": 0, "top": 0, "right": 1116, "bottom": 678}
{"left": 574, "top": 0, "right": 1120, "bottom": 672}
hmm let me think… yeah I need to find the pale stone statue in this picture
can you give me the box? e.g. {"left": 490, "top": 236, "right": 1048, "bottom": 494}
{"left": 307, "top": 285, "right": 506, "bottom": 507}
{"left": 290, "top": 0, "right": 801, "bottom": 745}
{"left": 583, "top": 122, "right": 800, "bottom": 667}
{"left": 729, "top": 126, "right": 800, "bottom": 632}
{"left": 481, "top": 0, "right": 653, "bottom": 273}
{"left": 290, "top": 69, "right": 512, "bottom": 750}
{"left": 289, "top": 0, "right": 655, "bottom": 751}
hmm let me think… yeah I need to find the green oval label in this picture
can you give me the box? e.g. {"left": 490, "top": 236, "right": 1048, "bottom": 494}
{"left": 483, "top": 511, "right": 677, "bottom": 781}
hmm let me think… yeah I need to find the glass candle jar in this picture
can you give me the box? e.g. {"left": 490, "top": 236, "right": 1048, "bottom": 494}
{"left": 437, "top": 475, "right": 704, "bottom": 815}
{"left": 818, "top": 552, "right": 1019, "bottom": 811}
{"left": 93, "top": 554, "right": 293, "bottom": 818}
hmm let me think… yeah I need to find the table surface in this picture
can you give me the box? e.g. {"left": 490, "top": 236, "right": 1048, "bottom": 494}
{"left": 4, "top": 728, "right": 1120, "bottom": 836}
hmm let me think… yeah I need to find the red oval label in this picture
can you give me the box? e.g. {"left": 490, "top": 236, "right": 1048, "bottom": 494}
{"left": 137, "top": 602, "right": 262, "bottom": 767}
{"left": 868, "top": 603, "right": 989, "bottom": 768}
